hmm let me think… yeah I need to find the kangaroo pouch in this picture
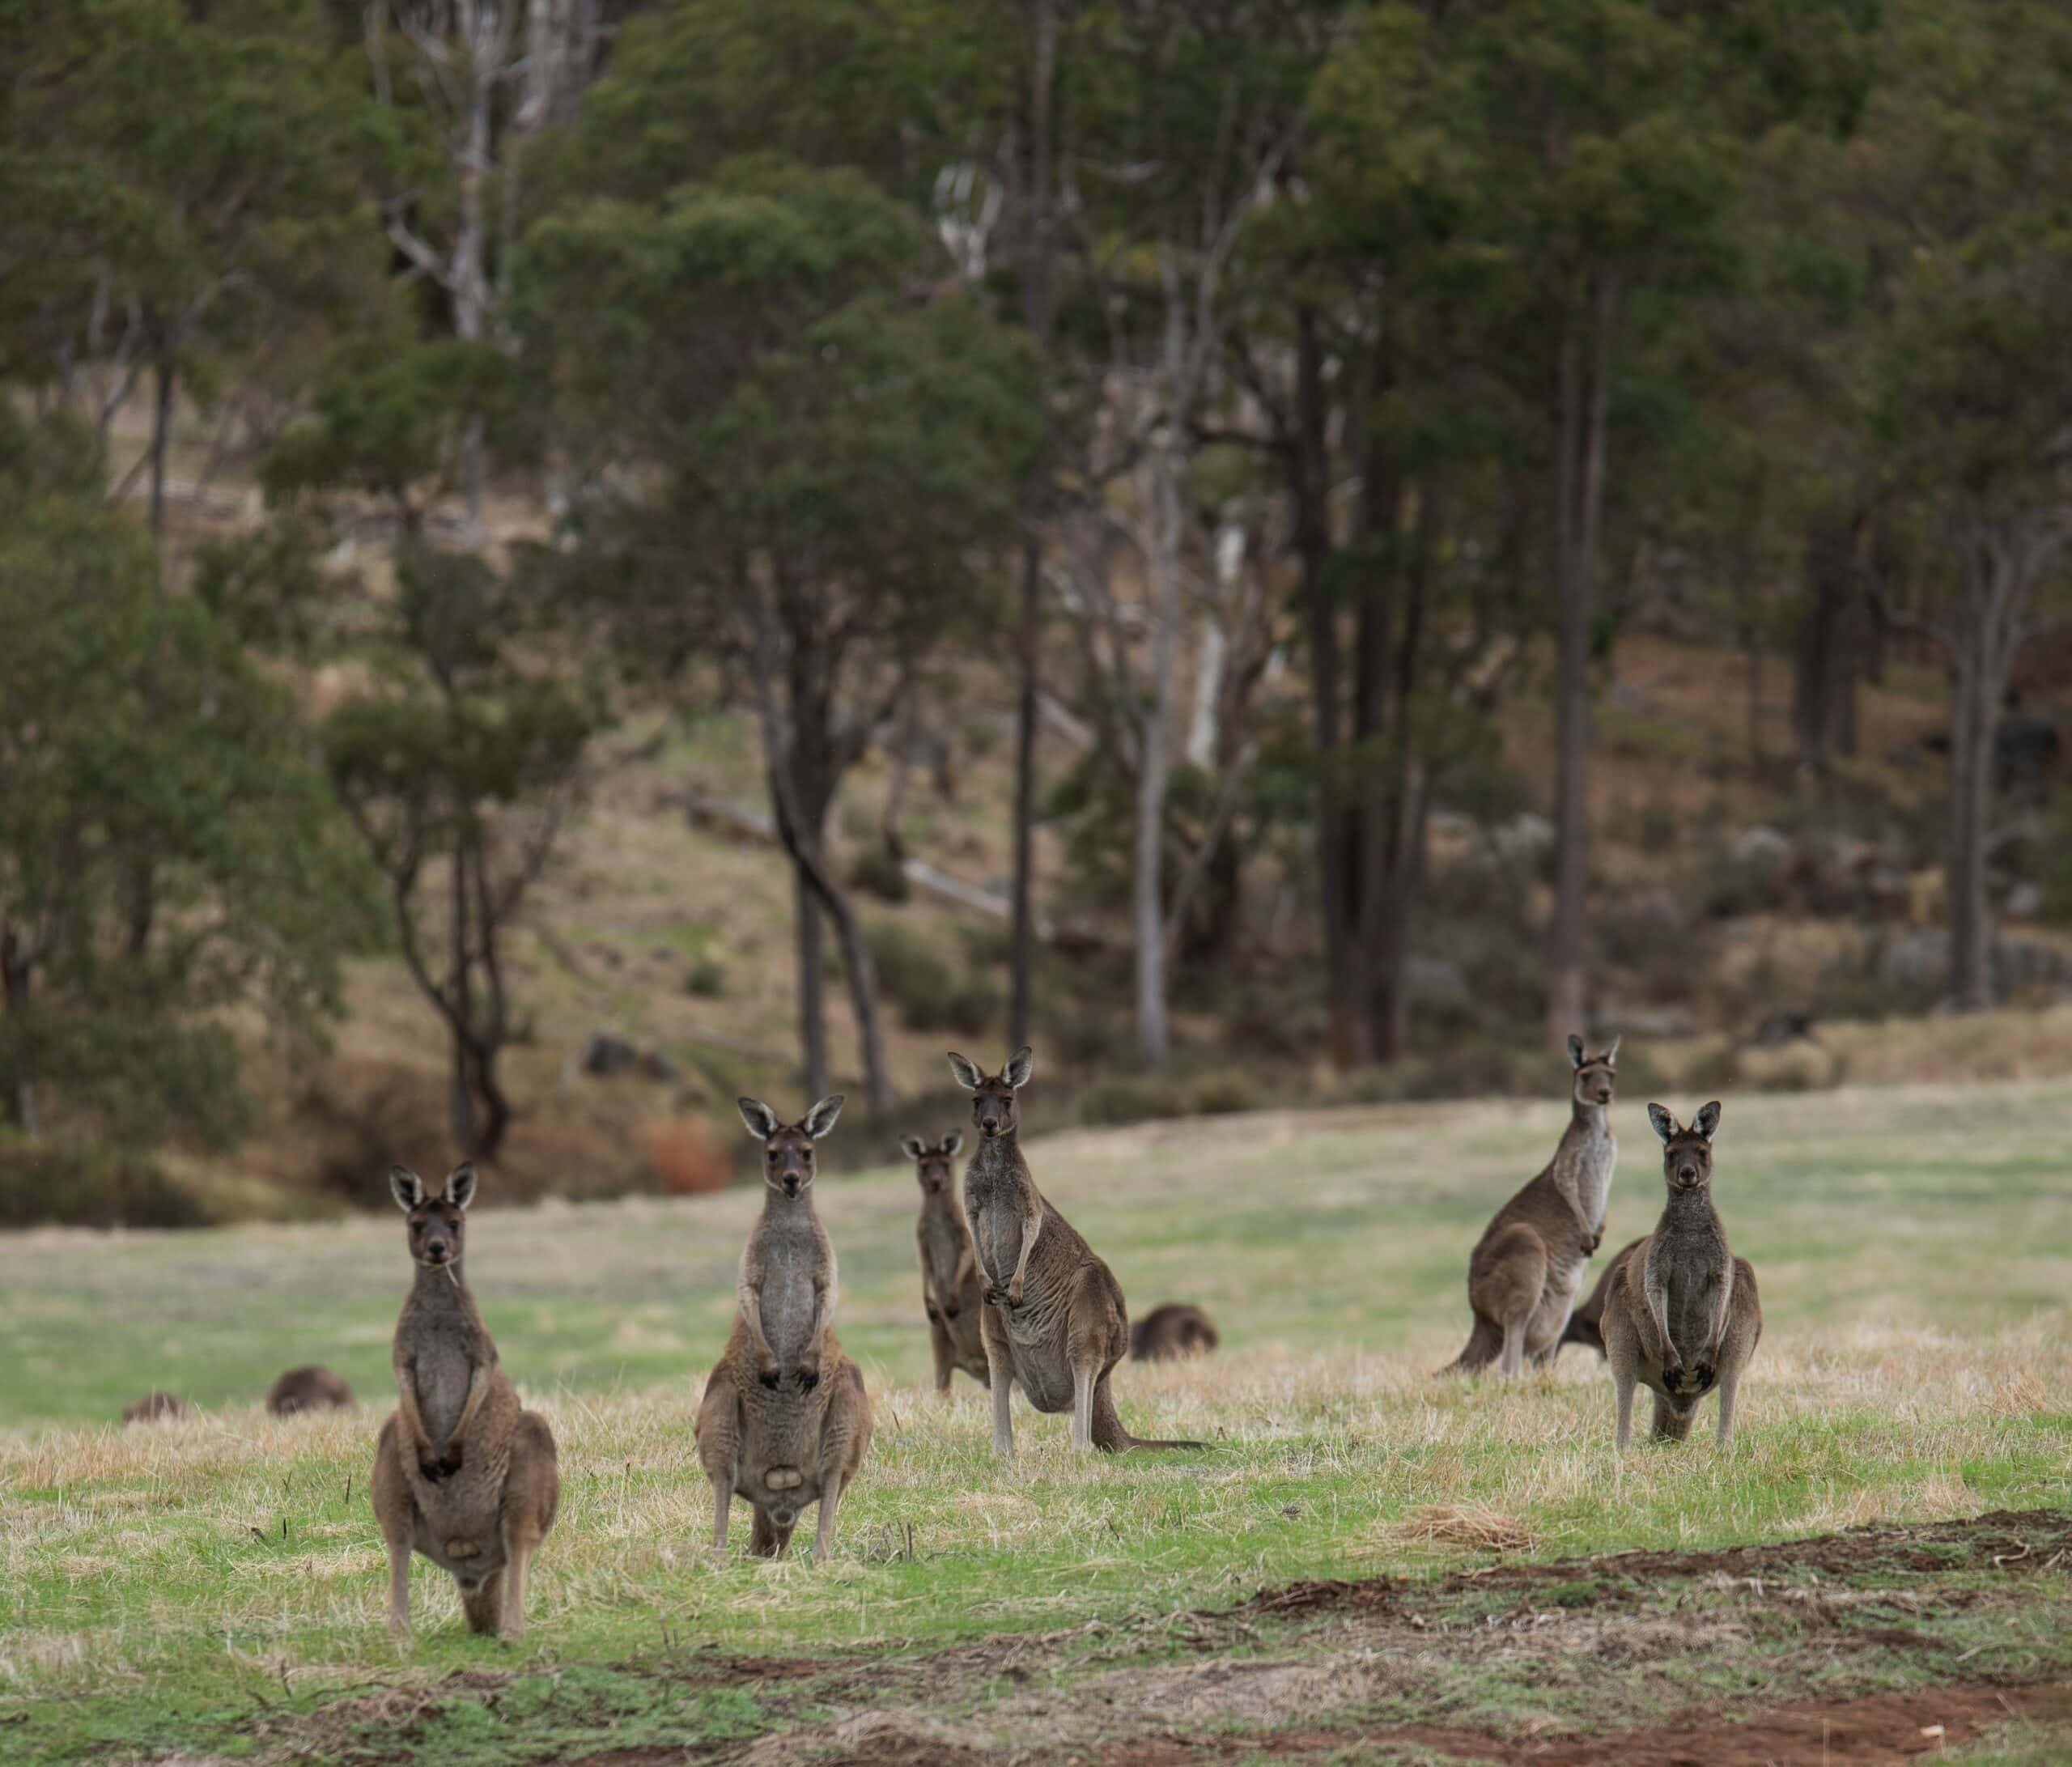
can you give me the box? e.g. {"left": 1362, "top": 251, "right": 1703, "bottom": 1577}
{"left": 996, "top": 1306, "right": 1075, "bottom": 1412}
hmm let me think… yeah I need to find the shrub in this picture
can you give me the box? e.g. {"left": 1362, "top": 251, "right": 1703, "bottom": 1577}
{"left": 0, "top": 1143, "right": 211, "bottom": 1229}
{"left": 645, "top": 1115, "right": 731, "bottom": 1194}
{"left": 865, "top": 920, "right": 955, "bottom": 1025}
{"left": 684, "top": 957, "right": 728, "bottom": 998}
{"left": 1076, "top": 1075, "right": 1191, "bottom": 1128}
{"left": 850, "top": 843, "right": 911, "bottom": 904}
{"left": 1191, "top": 1068, "right": 1263, "bottom": 1115}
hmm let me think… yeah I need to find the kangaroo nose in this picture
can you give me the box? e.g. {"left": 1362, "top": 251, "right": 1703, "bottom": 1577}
{"left": 980, "top": 1116, "right": 999, "bottom": 1133}
{"left": 1678, "top": 1164, "right": 1696, "bottom": 1183}
{"left": 783, "top": 1174, "right": 800, "bottom": 1196}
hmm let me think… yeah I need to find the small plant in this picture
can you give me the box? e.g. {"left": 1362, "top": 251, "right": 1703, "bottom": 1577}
{"left": 849, "top": 843, "right": 911, "bottom": 904}
{"left": 685, "top": 958, "right": 728, "bottom": 998}
{"left": 1191, "top": 1068, "right": 1261, "bottom": 1115}
{"left": 1076, "top": 1075, "right": 1190, "bottom": 1128}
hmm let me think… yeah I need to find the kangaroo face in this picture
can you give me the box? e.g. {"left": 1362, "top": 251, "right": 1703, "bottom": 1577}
{"left": 1646, "top": 1101, "right": 1720, "bottom": 1191}
{"left": 390, "top": 1163, "right": 477, "bottom": 1266}
{"left": 901, "top": 1132, "right": 963, "bottom": 1198}
{"left": 946, "top": 1047, "right": 1032, "bottom": 1141}
{"left": 1566, "top": 1032, "right": 1620, "bottom": 1108}
{"left": 738, "top": 1094, "right": 845, "bottom": 1197}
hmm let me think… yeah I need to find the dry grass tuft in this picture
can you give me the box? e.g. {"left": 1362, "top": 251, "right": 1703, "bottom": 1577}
{"left": 1383, "top": 1502, "right": 1541, "bottom": 1555}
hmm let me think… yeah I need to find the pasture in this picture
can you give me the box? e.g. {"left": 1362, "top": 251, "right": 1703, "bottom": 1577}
{"left": 4, "top": 1081, "right": 2071, "bottom": 1764}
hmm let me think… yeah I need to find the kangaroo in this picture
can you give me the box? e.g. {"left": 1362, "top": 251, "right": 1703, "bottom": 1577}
{"left": 1445, "top": 1034, "right": 1620, "bottom": 1376}
{"left": 121, "top": 1392, "right": 187, "bottom": 1425}
{"left": 1130, "top": 1302, "right": 1220, "bottom": 1361}
{"left": 696, "top": 1095, "right": 872, "bottom": 1562}
{"left": 267, "top": 1365, "right": 355, "bottom": 1416}
{"left": 901, "top": 1130, "right": 989, "bottom": 1393}
{"left": 1603, "top": 1102, "right": 1763, "bottom": 1448}
{"left": 1555, "top": 1239, "right": 1645, "bottom": 1359}
{"left": 372, "top": 1163, "right": 560, "bottom": 1642}
{"left": 947, "top": 1047, "right": 1201, "bottom": 1458}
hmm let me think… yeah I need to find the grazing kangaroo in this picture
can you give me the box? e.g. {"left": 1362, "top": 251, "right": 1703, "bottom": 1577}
{"left": 372, "top": 1163, "right": 560, "bottom": 1642}
{"left": 1130, "top": 1302, "right": 1220, "bottom": 1361}
{"left": 121, "top": 1392, "right": 187, "bottom": 1425}
{"left": 267, "top": 1365, "right": 355, "bottom": 1416}
{"left": 1445, "top": 1034, "right": 1620, "bottom": 1376}
{"left": 1555, "top": 1240, "right": 1644, "bottom": 1359}
{"left": 947, "top": 1047, "right": 1201, "bottom": 1457}
{"left": 696, "top": 1096, "right": 871, "bottom": 1562}
{"left": 901, "top": 1131, "right": 989, "bottom": 1393}
{"left": 1603, "top": 1102, "right": 1763, "bottom": 1448}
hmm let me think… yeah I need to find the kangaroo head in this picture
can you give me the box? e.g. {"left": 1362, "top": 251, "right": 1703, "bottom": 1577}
{"left": 1567, "top": 1032, "right": 1620, "bottom": 1107}
{"left": 946, "top": 1046, "right": 1031, "bottom": 1140}
{"left": 1647, "top": 1100, "right": 1720, "bottom": 1191}
{"left": 391, "top": 1162, "right": 477, "bottom": 1268}
{"left": 900, "top": 1131, "right": 964, "bottom": 1197}
{"left": 738, "top": 1094, "right": 843, "bottom": 1198}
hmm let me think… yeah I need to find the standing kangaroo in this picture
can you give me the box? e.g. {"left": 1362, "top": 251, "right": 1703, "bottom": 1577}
{"left": 901, "top": 1131, "right": 989, "bottom": 1393}
{"left": 1446, "top": 1034, "right": 1620, "bottom": 1376}
{"left": 948, "top": 1047, "right": 1201, "bottom": 1457}
{"left": 1603, "top": 1102, "right": 1763, "bottom": 1448}
{"left": 696, "top": 1096, "right": 871, "bottom": 1562}
{"left": 372, "top": 1163, "right": 559, "bottom": 1642}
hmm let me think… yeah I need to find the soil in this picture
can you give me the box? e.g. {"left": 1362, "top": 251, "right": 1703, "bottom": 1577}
{"left": 258, "top": 1509, "right": 2072, "bottom": 1766}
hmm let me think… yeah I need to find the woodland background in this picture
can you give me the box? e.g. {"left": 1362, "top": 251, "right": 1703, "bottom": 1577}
{"left": 7, "top": 0, "right": 2072, "bottom": 1225}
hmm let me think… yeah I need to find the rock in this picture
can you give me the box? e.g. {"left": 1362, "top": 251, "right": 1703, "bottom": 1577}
{"left": 1406, "top": 956, "right": 1469, "bottom": 1006}
{"left": 1730, "top": 825, "right": 1794, "bottom": 867}
{"left": 1751, "top": 1009, "right": 1816, "bottom": 1049}
{"left": 1879, "top": 930, "right": 1948, "bottom": 992}
{"left": 1492, "top": 812, "right": 1555, "bottom": 864}
{"left": 2006, "top": 881, "right": 2044, "bottom": 920}
{"left": 579, "top": 1032, "right": 640, "bottom": 1077}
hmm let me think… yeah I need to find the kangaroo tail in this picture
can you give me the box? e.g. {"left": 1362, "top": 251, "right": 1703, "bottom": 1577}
{"left": 1091, "top": 1375, "right": 1204, "bottom": 1452}
{"left": 1439, "top": 1316, "right": 1503, "bottom": 1375}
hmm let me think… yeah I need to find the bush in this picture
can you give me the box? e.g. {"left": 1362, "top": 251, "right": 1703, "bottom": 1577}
{"left": 1191, "top": 1068, "right": 1263, "bottom": 1115}
{"left": 850, "top": 843, "right": 911, "bottom": 904}
{"left": 645, "top": 1115, "right": 731, "bottom": 1194}
{"left": 684, "top": 957, "right": 728, "bottom": 998}
{"left": 1076, "top": 1075, "right": 1191, "bottom": 1128}
{"left": 0, "top": 1143, "right": 211, "bottom": 1229}
{"left": 865, "top": 920, "right": 956, "bottom": 1025}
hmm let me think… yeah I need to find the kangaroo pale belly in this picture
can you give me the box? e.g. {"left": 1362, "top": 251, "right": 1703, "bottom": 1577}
{"left": 760, "top": 1267, "right": 817, "bottom": 1367}
{"left": 737, "top": 1382, "right": 834, "bottom": 1510}
{"left": 415, "top": 1342, "right": 472, "bottom": 1446}
{"left": 1000, "top": 1304, "right": 1075, "bottom": 1412}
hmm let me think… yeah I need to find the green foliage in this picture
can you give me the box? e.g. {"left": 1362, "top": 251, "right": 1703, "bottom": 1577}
{"left": 0, "top": 410, "right": 377, "bottom": 1160}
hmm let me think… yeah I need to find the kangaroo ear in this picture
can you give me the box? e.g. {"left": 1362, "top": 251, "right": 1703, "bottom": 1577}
{"left": 1603, "top": 1034, "right": 1621, "bottom": 1064}
{"left": 940, "top": 1130, "right": 964, "bottom": 1157}
{"left": 1568, "top": 1034, "right": 1586, "bottom": 1069}
{"left": 899, "top": 1135, "right": 926, "bottom": 1160}
{"left": 1695, "top": 1099, "right": 1722, "bottom": 1140}
{"left": 1646, "top": 1103, "right": 1675, "bottom": 1144}
{"left": 389, "top": 1166, "right": 424, "bottom": 1212}
{"left": 804, "top": 1094, "right": 844, "bottom": 1140}
{"left": 737, "top": 1097, "right": 779, "bottom": 1140}
{"left": 945, "top": 1051, "right": 983, "bottom": 1091}
{"left": 1004, "top": 1045, "right": 1034, "bottom": 1089}
{"left": 444, "top": 1162, "right": 478, "bottom": 1211}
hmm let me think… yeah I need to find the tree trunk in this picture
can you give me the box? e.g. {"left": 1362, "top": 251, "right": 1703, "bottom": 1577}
{"left": 792, "top": 865, "right": 830, "bottom": 1102}
{"left": 1008, "top": 535, "right": 1041, "bottom": 1050}
{"left": 1793, "top": 515, "right": 1863, "bottom": 770}
{"left": 1132, "top": 439, "right": 1184, "bottom": 1066}
{"left": 1, "top": 924, "right": 35, "bottom": 1138}
{"left": 1544, "top": 273, "right": 1615, "bottom": 1047}
{"left": 147, "top": 348, "right": 174, "bottom": 549}
{"left": 1008, "top": 0, "right": 1058, "bottom": 1054}
{"left": 1293, "top": 308, "right": 1357, "bottom": 1068}
{"left": 1946, "top": 643, "right": 1994, "bottom": 1013}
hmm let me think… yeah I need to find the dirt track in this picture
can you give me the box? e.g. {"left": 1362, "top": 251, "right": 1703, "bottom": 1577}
{"left": 275, "top": 1510, "right": 2072, "bottom": 1765}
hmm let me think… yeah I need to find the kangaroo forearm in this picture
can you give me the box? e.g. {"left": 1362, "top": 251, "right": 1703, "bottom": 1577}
{"left": 1009, "top": 1205, "right": 1045, "bottom": 1291}
{"left": 737, "top": 1284, "right": 778, "bottom": 1361}
{"left": 394, "top": 1374, "right": 435, "bottom": 1459}
{"left": 951, "top": 1246, "right": 976, "bottom": 1293}
{"left": 448, "top": 1361, "right": 491, "bottom": 1450}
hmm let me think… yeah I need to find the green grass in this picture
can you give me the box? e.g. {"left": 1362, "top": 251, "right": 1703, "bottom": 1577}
{"left": 3, "top": 1080, "right": 2071, "bottom": 1762}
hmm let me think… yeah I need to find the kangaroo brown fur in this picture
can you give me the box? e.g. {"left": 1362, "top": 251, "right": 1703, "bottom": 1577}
{"left": 267, "top": 1365, "right": 355, "bottom": 1416}
{"left": 1555, "top": 1239, "right": 1644, "bottom": 1359}
{"left": 1446, "top": 1034, "right": 1620, "bottom": 1376}
{"left": 1603, "top": 1102, "right": 1763, "bottom": 1448}
{"left": 372, "top": 1162, "right": 559, "bottom": 1642}
{"left": 696, "top": 1095, "right": 871, "bottom": 1562}
{"left": 1130, "top": 1303, "right": 1220, "bottom": 1361}
{"left": 948, "top": 1047, "right": 1201, "bottom": 1457}
{"left": 901, "top": 1130, "right": 988, "bottom": 1392}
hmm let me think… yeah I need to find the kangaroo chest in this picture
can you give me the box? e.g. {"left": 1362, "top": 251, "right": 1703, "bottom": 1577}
{"left": 919, "top": 1211, "right": 970, "bottom": 1293}
{"left": 754, "top": 1213, "right": 826, "bottom": 1367}
{"left": 1650, "top": 1213, "right": 1730, "bottom": 1354}
{"left": 1564, "top": 1119, "right": 1616, "bottom": 1234}
{"left": 963, "top": 1148, "right": 1030, "bottom": 1288}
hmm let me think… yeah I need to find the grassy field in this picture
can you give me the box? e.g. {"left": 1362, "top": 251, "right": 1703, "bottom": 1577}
{"left": 5, "top": 1079, "right": 2072, "bottom": 1763}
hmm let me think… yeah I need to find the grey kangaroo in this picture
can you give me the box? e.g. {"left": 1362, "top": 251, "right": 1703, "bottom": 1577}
{"left": 1603, "top": 1102, "right": 1763, "bottom": 1448}
{"left": 901, "top": 1131, "right": 989, "bottom": 1393}
{"left": 1555, "top": 1239, "right": 1645, "bottom": 1359}
{"left": 1130, "top": 1303, "right": 1220, "bottom": 1361}
{"left": 1446, "top": 1035, "right": 1620, "bottom": 1375}
{"left": 695, "top": 1095, "right": 871, "bottom": 1562}
{"left": 372, "top": 1163, "right": 560, "bottom": 1642}
{"left": 947, "top": 1047, "right": 1201, "bottom": 1457}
